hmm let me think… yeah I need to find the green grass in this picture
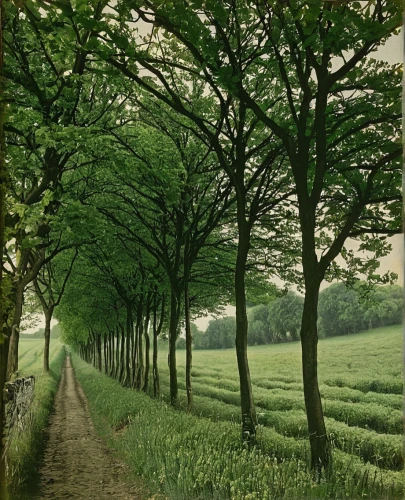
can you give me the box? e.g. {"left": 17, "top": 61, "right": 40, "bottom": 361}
{"left": 7, "top": 338, "right": 65, "bottom": 494}
{"left": 71, "top": 351, "right": 404, "bottom": 499}
{"left": 157, "top": 325, "right": 403, "bottom": 475}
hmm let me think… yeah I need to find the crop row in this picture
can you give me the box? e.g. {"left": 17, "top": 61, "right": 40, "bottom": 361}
{"left": 323, "top": 377, "right": 403, "bottom": 395}
{"left": 73, "top": 353, "right": 404, "bottom": 499}
{"left": 174, "top": 369, "right": 402, "bottom": 410}
{"left": 158, "top": 380, "right": 403, "bottom": 471}
{"left": 176, "top": 380, "right": 402, "bottom": 435}
{"left": 257, "top": 410, "right": 402, "bottom": 470}
{"left": 252, "top": 378, "right": 402, "bottom": 410}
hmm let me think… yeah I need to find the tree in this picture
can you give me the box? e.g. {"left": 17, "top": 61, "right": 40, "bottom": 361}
{"left": 236, "top": 1, "right": 402, "bottom": 471}
{"left": 84, "top": 99, "right": 236, "bottom": 407}
{"left": 3, "top": 0, "right": 118, "bottom": 379}
{"left": 127, "top": 0, "right": 402, "bottom": 470}
{"left": 95, "top": 9, "right": 297, "bottom": 442}
{"left": 34, "top": 248, "right": 78, "bottom": 371}
{"left": 0, "top": 0, "right": 9, "bottom": 493}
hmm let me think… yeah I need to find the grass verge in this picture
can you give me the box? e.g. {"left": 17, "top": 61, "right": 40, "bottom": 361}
{"left": 6, "top": 343, "right": 65, "bottom": 496}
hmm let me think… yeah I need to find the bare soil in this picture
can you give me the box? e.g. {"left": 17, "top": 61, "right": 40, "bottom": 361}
{"left": 38, "top": 356, "right": 143, "bottom": 499}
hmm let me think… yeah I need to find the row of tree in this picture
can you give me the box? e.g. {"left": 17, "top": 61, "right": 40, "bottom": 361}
{"left": 189, "top": 284, "right": 402, "bottom": 350}
{"left": 0, "top": 0, "right": 401, "bottom": 479}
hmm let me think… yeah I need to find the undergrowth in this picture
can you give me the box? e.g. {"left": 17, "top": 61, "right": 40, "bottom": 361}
{"left": 6, "top": 341, "right": 65, "bottom": 495}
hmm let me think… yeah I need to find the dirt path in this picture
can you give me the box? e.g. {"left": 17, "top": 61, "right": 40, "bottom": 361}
{"left": 38, "top": 356, "right": 142, "bottom": 500}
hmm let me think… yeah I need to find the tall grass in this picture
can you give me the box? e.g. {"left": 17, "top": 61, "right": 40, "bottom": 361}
{"left": 6, "top": 339, "right": 65, "bottom": 494}
{"left": 71, "top": 351, "right": 404, "bottom": 499}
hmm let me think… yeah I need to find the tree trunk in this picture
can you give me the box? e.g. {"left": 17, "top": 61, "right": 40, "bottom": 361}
{"left": 142, "top": 299, "right": 151, "bottom": 393}
{"left": 152, "top": 293, "right": 163, "bottom": 398}
{"left": 119, "top": 325, "right": 125, "bottom": 384}
{"left": 0, "top": 4, "right": 9, "bottom": 489}
{"left": 109, "top": 330, "right": 114, "bottom": 377}
{"left": 168, "top": 286, "right": 179, "bottom": 405}
{"left": 103, "top": 335, "right": 108, "bottom": 374}
{"left": 0, "top": 334, "right": 8, "bottom": 494}
{"left": 184, "top": 280, "right": 193, "bottom": 411}
{"left": 115, "top": 327, "right": 120, "bottom": 379}
{"left": 124, "top": 307, "right": 132, "bottom": 387}
{"left": 301, "top": 282, "right": 330, "bottom": 474}
{"left": 7, "top": 280, "right": 24, "bottom": 379}
{"left": 43, "top": 307, "right": 53, "bottom": 373}
{"left": 97, "top": 334, "right": 102, "bottom": 372}
{"left": 143, "top": 325, "right": 150, "bottom": 393}
{"left": 136, "top": 301, "right": 144, "bottom": 390}
{"left": 234, "top": 214, "right": 256, "bottom": 445}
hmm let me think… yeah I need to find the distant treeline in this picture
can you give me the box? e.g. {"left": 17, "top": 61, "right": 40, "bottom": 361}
{"left": 20, "top": 324, "right": 61, "bottom": 340}
{"left": 182, "top": 284, "right": 402, "bottom": 350}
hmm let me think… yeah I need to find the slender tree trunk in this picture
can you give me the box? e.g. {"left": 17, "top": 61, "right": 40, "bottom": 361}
{"left": 301, "top": 281, "right": 330, "bottom": 473}
{"left": 119, "top": 325, "right": 125, "bottom": 383}
{"left": 97, "top": 334, "right": 102, "bottom": 372}
{"left": 109, "top": 330, "right": 114, "bottom": 377}
{"left": 152, "top": 293, "right": 163, "bottom": 398}
{"left": 115, "top": 327, "right": 120, "bottom": 379}
{"left": 136, "top": 301, "right": 144, "bottom": 389}
{"left": 142, "top": 299, "right": 151, "bottom": 393}
{"left": 125, "top": 309, "right": 131, "bottom": 387}
{"left": 143, "top": 330, "right": 150, "bottom": 393}
{"left": 297, "top": 195, "right": 331, "bottom": 473}
{"left": 131, "top": 306, "right": 136, "bottom": 387}
{"left": 0, "top": 333, "right": 8, "bottom": 496}
{"left": 234, "top": 211, "right": 256, "bottom": 445}
{"left": 103, "top": 336, "right": 108, "bottom": 374}
{"left": 0, "top": 4, "right": 9, "bottom": 491}
{"left": 168, "top": 285, "right": 179, "bottom": 405}
{"left": 7, "top": 280, "right": 24, "bottom": 379}
{"left": 43, "top": 307, "right": 53, "bottom": 372}
{"left": 184, "top": 280, "right": 193, "bottom": 411}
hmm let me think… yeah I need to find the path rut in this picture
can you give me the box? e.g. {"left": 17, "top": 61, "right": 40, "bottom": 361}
{"left": 38, "top": 355, "right": 142, "bottom": 499}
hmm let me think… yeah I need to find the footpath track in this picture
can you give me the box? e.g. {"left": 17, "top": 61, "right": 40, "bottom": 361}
{"left": 38, "top": 355, "right": 141, "bottom": 499}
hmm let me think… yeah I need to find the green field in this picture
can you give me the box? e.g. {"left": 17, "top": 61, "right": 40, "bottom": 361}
{"left": 69, "top": 325, "right": 404, "bottom": 499}
{"left": 158, "top": 325, "right": 403, "bottom": 471}
{"left": 15, "top": 327, "right": 404, "bottom": 499}
{"left": 18, "top": 338, "right": 63, "bottom": 376}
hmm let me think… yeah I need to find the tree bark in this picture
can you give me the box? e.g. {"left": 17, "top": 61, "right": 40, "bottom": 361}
{"left": 301, "top": 280, "right": 330, "bottom": 473}
{"left": 184, "top": 280, "right": 193, "bottom": 411}
{"left": 43, "top": 307, "right": 54, "bottom": 372}
{"left": 0, "top": 1, "right": 9, "bottom": 487}
{"left": 152, "top": 292, "right": 164, "bottom": 398}
{"left": 234, "top": 212, "right": 256, "bottom": 445}
{"left": 168, "top": 286, "right": 179, "bottom": 405}
{"left": 152, "top": 321, "right": 159, "bottom": 397}
{"left": 119, "top": 325, "right": 125, "bottom": 384}
{"left": 109, "top": 330, "right": 114, "bottom": 377}
{"left": 136, "top": 301, "right": 144, "bottom": 390}
{"left": 125, "top": 307, "right": 132, "bottom": 387}
{"left": 97, "top": 334, "right": 102, "bottom": 372}
{"left": 142, "top": 298, "right": 151, "bottom": 393}
{"left": 103, "top": 335, "right": 108, "bottom": 374}
{"left": 0, "top": 333, "right": 8, "bottom": 493}
{"left": 7, "top": 280, "right": 24, "bottom": 379}
{"left": 115, "top": 327, "right": 120, "bottom": 379}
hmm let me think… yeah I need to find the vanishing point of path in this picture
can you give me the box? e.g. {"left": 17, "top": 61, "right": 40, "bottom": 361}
{"left": 38, "top": 355, "right": 142, "bottom": 500}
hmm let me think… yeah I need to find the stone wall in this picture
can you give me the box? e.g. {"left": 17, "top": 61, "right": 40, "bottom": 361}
{"left": 3, "top": 376, "right": 35, "bottom": 438}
